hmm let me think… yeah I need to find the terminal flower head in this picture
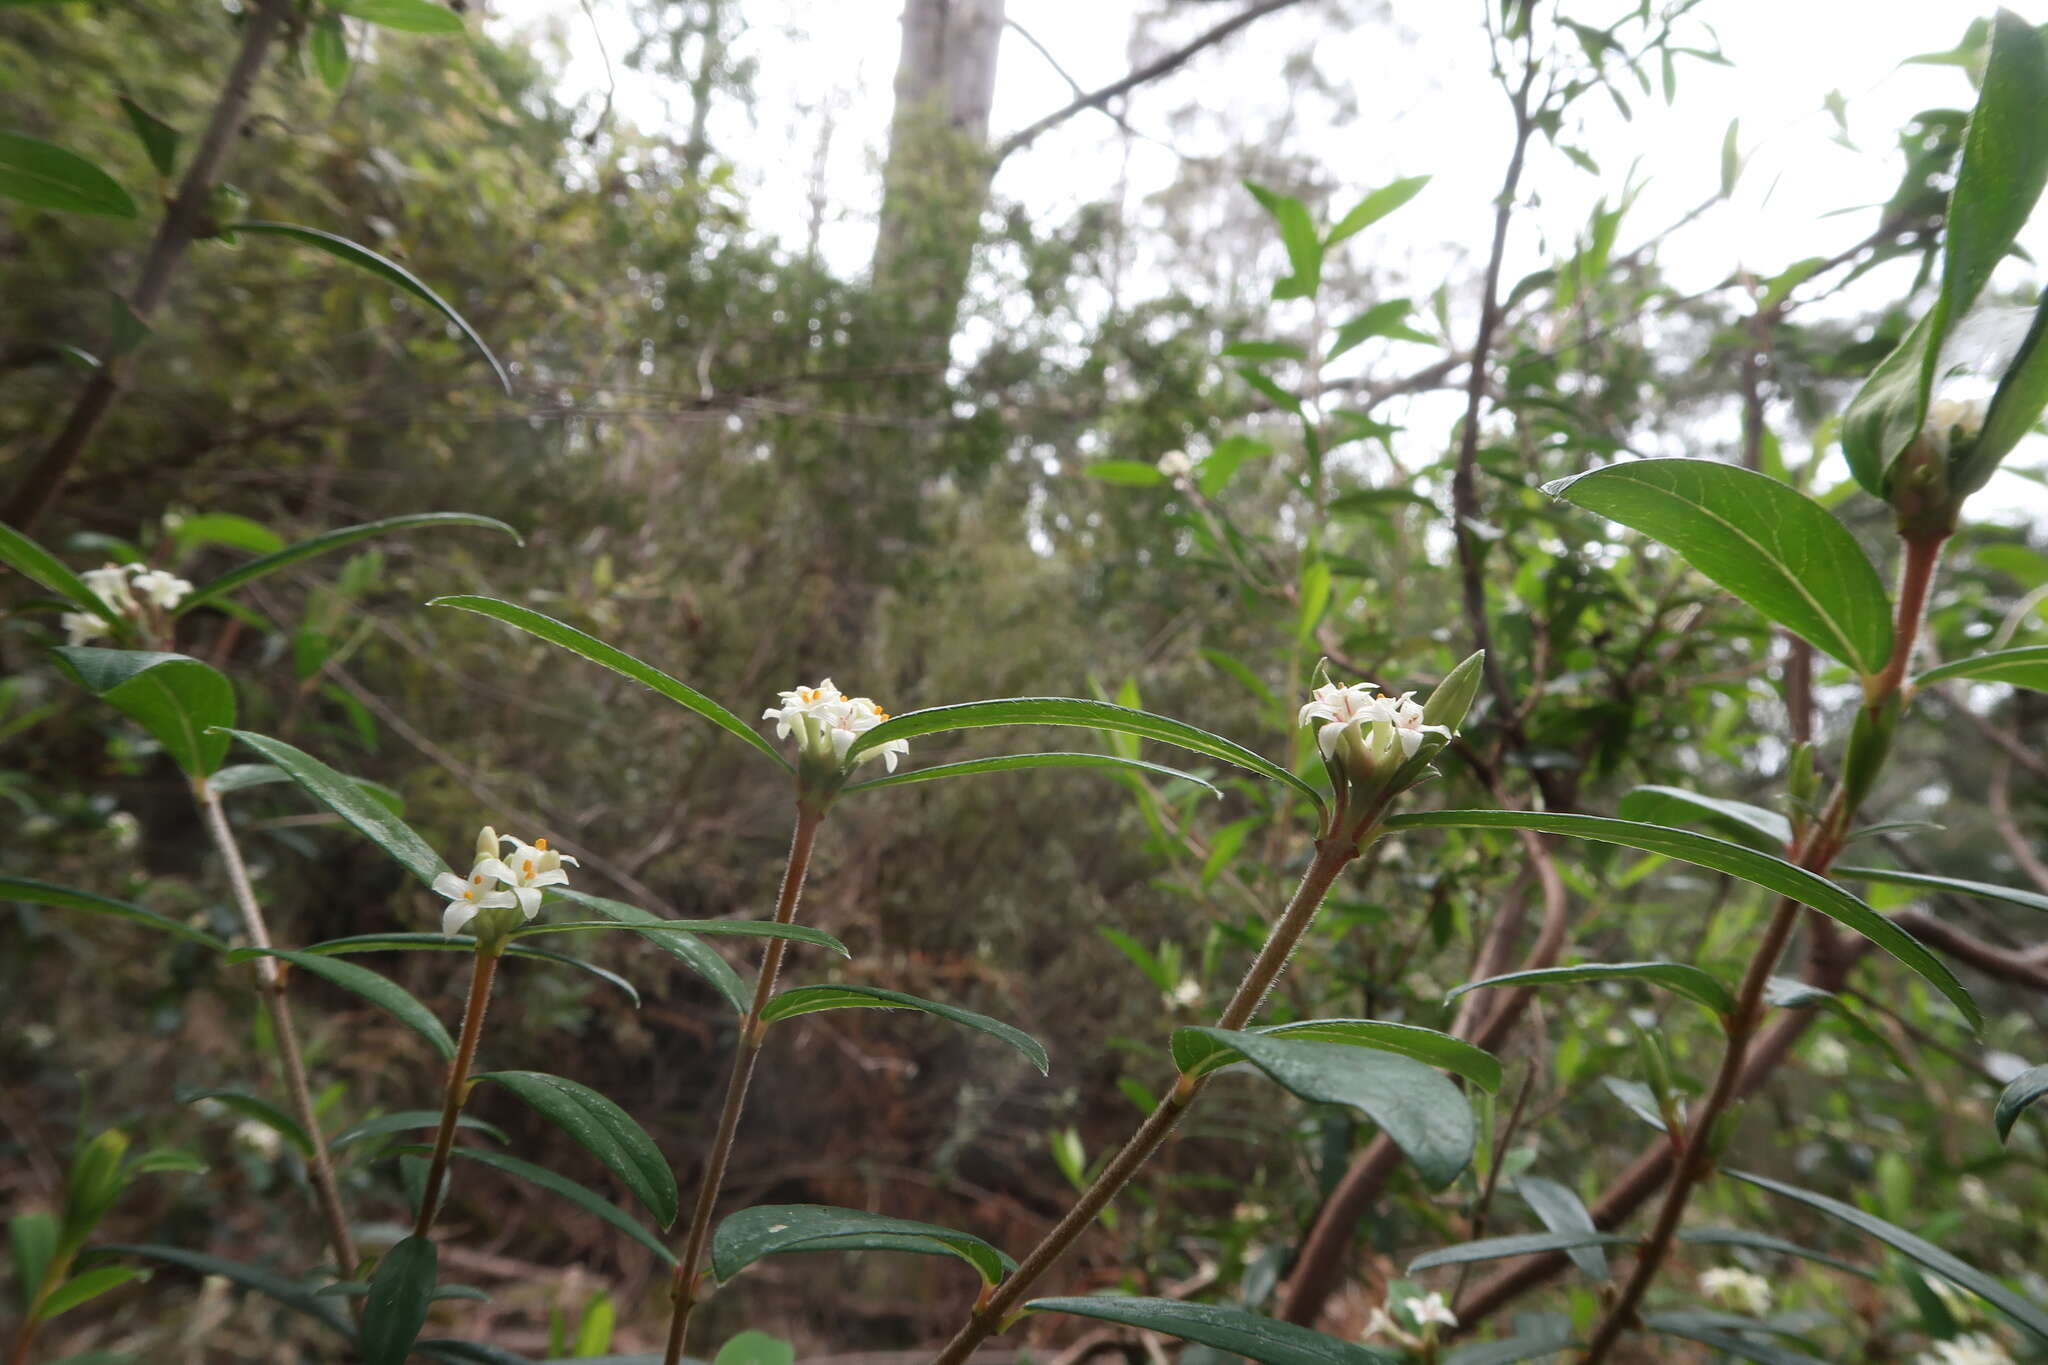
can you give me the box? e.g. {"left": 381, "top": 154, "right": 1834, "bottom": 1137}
{"left": 477, "top": 835, "right": 577, "bottom": 918}
{"left": 434, "top": 862, "right": 517, "bottom": 938}
{"left": 1699, "top": 1266, "right": 1773, "bottom": 1317}
{"left": 764, "top": 679, "right": 909, "bottom": 775}
{"left": 1300, "top": 680, "right": 1448, "bottom": 789}
{"left": 81, "top": 563, "right": 137, "bottom": 614}
{"left": 130, "top": 568, "right": 194, "bottom": 611}
{"left": 1156, "top": 449, "right": 1194, "bottom": 479}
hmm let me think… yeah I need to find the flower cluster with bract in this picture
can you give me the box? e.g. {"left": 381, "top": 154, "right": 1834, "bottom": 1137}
{"left": 433, "top": 825, "right": 575, "bottom": 940}
{"left": 64, "top": 561, "right": 195, "bottom": 644}
{"left": 763, "top": 678, "right": 909, "bottom": 774}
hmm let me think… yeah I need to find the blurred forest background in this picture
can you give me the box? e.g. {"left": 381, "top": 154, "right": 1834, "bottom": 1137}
{"left": 4, "top": 0, "right": 2047, "bottom": 1360}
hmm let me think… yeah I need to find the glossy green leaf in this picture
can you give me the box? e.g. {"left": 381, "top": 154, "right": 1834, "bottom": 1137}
{"left": 848, "top": 698, "right": 1322, "bottom": 812}
{"left": 1643, "top": 1313, "right": 1829, "bottom": 1365}
{"left": 330, "top": 1111, "right": 508, "bottom": 1154}
{"left": 1515, "top": 1176, "right": 1609, "bottom": 1279}
{"left": 1834, "top": 865, "right": 2048, "bottom": 915}
{"left": 117, "top": 97, "right": 178, "bottom": 178}
{"left": 230, "top": 223, "right": 506, "bottom": 389}
{"left": 1085, "top": 460, "right": 1168, "bottom": 487}
{"left": 1409, "top": 1230, "right": 1638, "bottom": 1273}
{"left": 0, "top": 521, "right": 124, "bottom": 627}
{"left": 762, "top": 985, "right": 1048, "bottom": 1075}
{"left": 309, "top": 14, "right": 351, "bottom": 89}
{"left": 426, "top": 1146, "right": 675, "bottom": 1266}
{"left": 1618, "top": 785, "right": 1790, "bottom": 854}
{"left": 179, "top": 513, "right": 515, "bottom": 611}
{"left": 1173, "top": 1019, "right": 1500, "bottom": 1093}
{"left": 1326, "top": 175, "right": 1430, "bottom": 247}
{"left": 1386, "top": 810, "right": 1980, "bottom": 1028}
{"left": 226, "top": 948, "right": 454, "bottom": 1059}
{"left": 52, "top": 648, "right": 233, "bottom": 777}
{"left": 1677, "top": 1227, "right": 1876, "bottom": 1278}
{"left": 515, "top": 917, "right": 847, "bottom": 956}
{"left": 0, "top": 132, "right": 136, "bottom": 217}
{"left": 39, "top": 1266, "right": 144, "bottom": 1320}
{"left": 845, "top": 751, "right": 1220, "bottom": 797}
{"left": 1995, "top": 1064, "right": 2048, "bottom": 1142}
{"left": 1027, "top": 1298, "right": 1400, "bottom": 1365}
{"left": 330, "top": 0, "right": 464, "bottom": 33}
{"left": 712, "top": 1204, "right": 1013, "bottom": 1286}
{"left": 1446, "top": 961, "right": 1734, "bottom": 1019}
{"left": 1730, "top": 1169, "right": 2048, "bottom": 1342}
{"left": 0, "top": 875, "right": 223, "bottom": 948}
{"left": 207, "top": 761, "right": 405, "bottom": 816}
{"left": 179, "top": 1087, "right": 313, "bottom": 1155}
{"left": 221, "top": 730, "right": 447, "bottom": 886}
{"left": 713, "top": 1329, "right": 791, "bottom": 1365}
{"left": 101, "top": 1244, "right": 354, "bottom": 1337}
{"left": 1915, "top": 645, "right": 2048, "bottom": 692}
{"left": 1764, "top": 977, "right": 1911, "bottom": 1076}
{"left": 1222, "top": 341, "right": 1306, "bottom": 362}
{"left": 361, "top": 1235, "right": 437, "bottom": 1365}
{"left": 1246, "top": 182, "right": 1322, "bottom": 300}
{"left": 1543, "top": 459, "right": 1893, "bottom": 676}
{"left": 11, "top": 1212, "right": 56, "bottom": 1311}
{"left": 1174, "top": 1029, "right": 1473, "bottom": 1188}
{"left": 1326, "top": 299, "right": 1432, "bottom": 363}
{"left": 167, "top": 513, "right": 283, "bottom": 557}
{"left": 428, "top": 596, "right": 785, "bottom": 770}
{"left": 298, "top": 931, "right": 644, "bottom": 1007}
{"left": 545, "top": 888, "right": 750, "bottom": 1012}
{"left": 473, "top": 1071, "right": 677, "bottom": 1228}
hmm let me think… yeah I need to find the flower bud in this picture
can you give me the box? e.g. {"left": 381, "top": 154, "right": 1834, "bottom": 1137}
{"left": 475, "top": 826, "right": 499, "bottom": 862}
{"left": 1422, "top": 649, "right": 1485, "bottom": 736}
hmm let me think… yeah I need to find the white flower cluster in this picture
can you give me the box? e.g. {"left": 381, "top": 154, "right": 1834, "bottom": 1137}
{"left": 1927, "top": 397, "right": 1988, "bottom": 449}
{"left": 1156, "top": 449, "right": 1195, "bottom": 479}
{"left": 1299, "top": 679, "right": 1449, "bottom": 788}
{"left": 1699, "top": 1266, "right": 1773, "bottom": 1317}
{"left": 63, "top": 561, "right": 195, "bottom": 644}
{"left": 1365, "top": 1290, "right": 1457, "bottom": 1347}
{"left": 1918, "top": 1334, "right": 2015, "bottom": 1365}
{"left": 433, "top": 825, "right": 576, "bottom": 939}
{"left": 763, "top": 678, "right": 909, "bottom": 773}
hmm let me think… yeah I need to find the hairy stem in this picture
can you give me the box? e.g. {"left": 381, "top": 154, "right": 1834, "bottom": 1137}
{"left": 661, "top": 803, "right": 824, "bottom": 1365}
{"left": 413, "top": 946, "right": 501, "bottom": 1237}
{"left": 198, "top": 785, "right": 356, "bottom": 1279}
{"left": 928, "top": 828, "right": 1362, "bottom": 1365}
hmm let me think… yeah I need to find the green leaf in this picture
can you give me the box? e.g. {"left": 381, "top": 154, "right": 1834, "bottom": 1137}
{"left": 39, "top": 1266, "right": 145, "bottom": 1320}
{"left": 1172, "top": 1030, "right": 1473, "bottom": 1188}
{"left": 1995, "top": 1063, "right": 2048, "bottom": 1142}
{"left": 1222, "top": 341, "right": 1307, "bottom": 362}
{"left": 207, "top": 762, "right": 404, "bottom": 816}
{"left": 167, "top": 513, "right": 284, "bottom": 557}
{"left": 427, "top": 596, "right": 785, "bottom": 771}
{"left": 1326, "top": 299, "right": 1432, "bottom": 363}
{"left": 1915, "top": 645, "right": 2048, "bottom": 692}
{"left": 330, "top": 1111, "right": 508, "bottom": 1154}
{"left": 361, "top": 1235, "right": 437, "bottom": 1365}
{"left": 309, "top": 15, "right": 351, "bottom": 90}
{"left": 1326, "top": 175, "right": 1430, "bottom": 248}
{"left": 761, "top": 985, "right": 1049, "bottom": 1075}
{"left": 1246, "top": 182, "right": 1322, "bottom": 300}
{"left": 0, "top": 132, "right": 136, "bottom": 218}
{"left": 714, "top": 1329, "right": 793, "bottom": 1365}
{"left": 1445, "top": 962, "right": 1735, "bottom": 1019}
{"left": 225, "top": 948, "right": 455, "bottom": 1059}
{"left": 515, "top": 917, "right": 847, "bottom": 956}
{"left": 1764, "top": 977, "right": 1911, "bottom": 1077}
{"left": 220, "top": 730, "right": 447, "bottom": 886}
{"left": 0, "top": 875, "right": 223, "bottom": 948}
{"left": 1542, "top": 459, "right": 1893, "bottom": 676}
{"left": 473, "top": 1072, "right": 677, "bottom": 1228}
{"left": 847, "top": 697, "right": 1323, "bottom": 813}
{"left": 330, "top": 0, "right": 464, "bottom": 33}
{"left": 1719, "top": 117, "right": 1741, "bottom": 197}
{"left": 1677, "top": 1227, "right": 1876, "bottom": 1279}
{"left": 230, "top": 223, "right": 507, "bottom": 391}
{"left": 711, "top": 1204, "right": 1014, "bottom": 1287}
{"left": 1084, "top": 460, "right": 1168, "bottom": 487}
{"left": 1730, "top": 1169, "right": 2048, "bottom": 1342}
{"left": 1515, "top": 1176, "right": 1609, "bottom": 1279}
{"left": 0, "top": 521, "right": 124, "bottom": 627}
{"left": 1027, "top": 1298, "right": 1400, "bottom": 1365}
{"left": 1960, "top": 287, "right": 2048, "bottom": 496}
{"left": 1643, "top": 1313, "right": 1829, "bottom": 1365}
{"left": 297, "top": 932, "right": 645, "bottom": 1008}
{"left": 1386, "top": 810, "right": 1980, "bottom": 1029}
{"left": 11, "top": 1212, "right": 56, "bottom": 1312}
{"left": 181, "top": 513, "right": 517, "bottom": 612}
{"left": 102, "top": 1244, "right": 355, "bottom": 1338}
{"left": 571, "top": 1290, "right": 614, "bottom": 1356}
{"left": 1408, "top": 1230, "right": 1639, "bottom": 1272}
{"left": 1618, "top": 785, "right": 1790, "bottom": 854}
{"left": 427, "top": 1146, "right": 675, "bottom": 1266}
{"left": 1198, "top": 435, "right": 1273, "bottom": 498}
{"left": 545, "top": 889, "right": 750, "bottom": 1012}
{"left": 117, "top": 97, "right": 178, "bottom": 178}
{"left": 51, "top": 648, "right": 233, "bottom": 777}
{"left": 178, "top": 1087, "right": 313, "bottom": 1155}
{"left": 845, "top": 751, "right": 1221, "bottom": 798}
{"left": 1173, "top": 1019, "right": 1500, "bottom": 1093}
{"left": 1441, "top": 1318, "right": 1576, "bottom": 1365}
{"left": 1834, "top": 865, "right": 2048, "bottom": 915}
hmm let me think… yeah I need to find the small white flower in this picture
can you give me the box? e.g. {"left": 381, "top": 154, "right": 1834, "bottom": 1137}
{"left": 1699, "top": 1267, "right": 1773, "bottom": 1317}
{"left": 1156, "top": 449, "right": 1195, "bottom": 479}
{"left": 1299, "top": 680, "right": 1448, "bottom": 784}
{"left": 105, "top": 811, "right": 141, "bottom": 850}
{"left": 475, "top": 835, "right": 577, "bottom": 919}
{"left": 1168, "top": 977, "right": 1202, "bottom": 1008}
{"left": 130, "top": 568, "right": 194, "bottom": 611}
{"left": 433, "top": 828, "right": 522, "bottom": 937}
{"left": 62, "top": 612, "right": 110, "bottom": 645}
{"left": 1919, "top": 1333, "right": 2014, "bottom": 1365}
{"left": 232, "top": 1119, "right": 283, "bottom": 1160}
{"left": 1807, "top": 1034, "right": 1850, "bottom": 1076}
{"left": 763, "top": 679, "right": 908, "bottom": 773}
{"left": 1363, "top": 1306, "right": 1407, "bottom": 1345}
{"left": 81, "top": 563, "right": 136, "bottom": 614}
{"left": 1404, "top": 1290, "right": 1458, "bottom": 1331}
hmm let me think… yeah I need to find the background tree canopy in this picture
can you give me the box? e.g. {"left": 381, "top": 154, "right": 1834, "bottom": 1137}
{"left": 3, "top": 2, "right": 2047, "bottom": 1362}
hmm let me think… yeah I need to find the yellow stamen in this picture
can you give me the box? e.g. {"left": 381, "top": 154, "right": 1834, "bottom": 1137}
{"left": 521, "top": 859, "right": 535, "bottom": 877}
{"left": 472, "top": 873, "right": 485, "bottom": 885}
{"left": 462, "top": 889, "right": 476, "bottom": 901}
{"left": 535, "top": 837, "right": 548, "bottom": 850}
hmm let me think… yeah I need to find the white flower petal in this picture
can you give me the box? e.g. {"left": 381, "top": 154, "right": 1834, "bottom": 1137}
{"left": 443, "top": 902, "right": 478, "bottom": 937}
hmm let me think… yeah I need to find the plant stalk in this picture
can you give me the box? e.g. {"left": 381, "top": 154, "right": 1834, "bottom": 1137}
{"left": 928, "top": 827, "right": 1363, "bottom": 1365}
{"left": 198, "top": 784, "right": 357, "bottom": 1279}
{"left": 413, "top": 946, "right": 502, "bottom": 1237}
{"left": 661, "top": 803, "right": 825, "bottom": 1365}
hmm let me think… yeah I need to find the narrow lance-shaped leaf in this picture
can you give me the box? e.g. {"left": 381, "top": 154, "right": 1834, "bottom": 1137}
{"left": 1677, "top": 1227, "right": 1877, "bottom": 1279}
{"left": 1173, "top": 1019, "right": 1501, "bottom": 1093}
{"left": 1386, "top": 810, "right": 1980, "bottom": 1028}
{"left": 0, "top": 132, "right": 137, "bottom": 218}
{"left": 1618, "top": 784, "right": 1791, "bottom": 854}
{"left": 100, "top": 1245, "right": 354, "bottom": 1338}
{"left": 52, "top": 649, "right": 234, "bottom": 777}
{"left": 406, "top": 1145, "right": 675, "bottom": 1266}
{"left": 472, "top": 1072, "right": 678, "bottom": 1228}
{"left": 1408, "top": 1230, "right": 1640, "bottom": 1273}
{"left": 712, "top": 1205, "right": 1014, "bottom": 1287}
{"left": 0, "top": 876, "right": 224, "bottom": 948}
{"left": 1543, "top": 459, "right": 1894, "bottom": 677}
{"left": 1834, "top": 865, "right": 2048, "bottom": 916}
{"left": 296, "top": 931, "right": 644, "bottom": 1008}
{"left": 845, "top": 750, "right": 1221, "bottom": 797}
{"left": 1914, "top": 645, "right": 2048, "bottom": 693}
{"left": 1642, "top": 1313, "right": 1831, "bottom": 1365}
{"left": 513, "top": 917, "right": 848, "bottom": 955}
{"left": 429, "top": 596, "right": 789, "bottom": 771}
{"left": 1326, "top": 174, "right": 1430, "bottom": 247}
{"left": 208, "top": 761, "right": 406, "bottom": 816}
{"left": 361, "top": 1235, "right": 437, "bottom": 1365}
{"left": 1516, "top": 1176, "right": 1610, "bottom": 1279}
{"left": 0, "top": 521, "right": 125, "bottom": 627}
{"left": 762, "top": 985, "right": 1049, "bottom": 1075}
{"left": 37, "top": 1265, "right": 145, "bottom": 1320}
{"left": 1995, "top": 1064, "right": 2048, "bottom": 1142}
{"left": 179, "top": 1088, "right": 313, "bottom": 1156}
{"left": 221, "top": 730, "right": 447, "bottom": 887}
{"left": 328, "top": 1111, "right": 509, "bottom": 1154}
{"left": 226, "top": 948, "right": 455, "bottom": 1059}
{"left": 117, "top": 97, "right": 179, "bottom": 178}
{"left": 545, "top": 888, "right": 751, "bottom": 1013}
{"left": 1027, "top": 1298, "right": 1401, "bottom": 1365}
{"left": 331, "top": 0, "right": 466, "bottom": 33}
{"left": 180, "top": 513, "right": 519, "bottom": 612}
{"left": 231, "top": 223, "right": 509, "bottom": 391}
{"left": 1446, "top": 962, "right": 1736, "bottom": 1020}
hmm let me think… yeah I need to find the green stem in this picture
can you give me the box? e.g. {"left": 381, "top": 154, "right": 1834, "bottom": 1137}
{"left": 413, "top": 945, "right": 501, "bottom": 1237}
{"left": 661, "top": 803, "right": 825, "bottom": 1365}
